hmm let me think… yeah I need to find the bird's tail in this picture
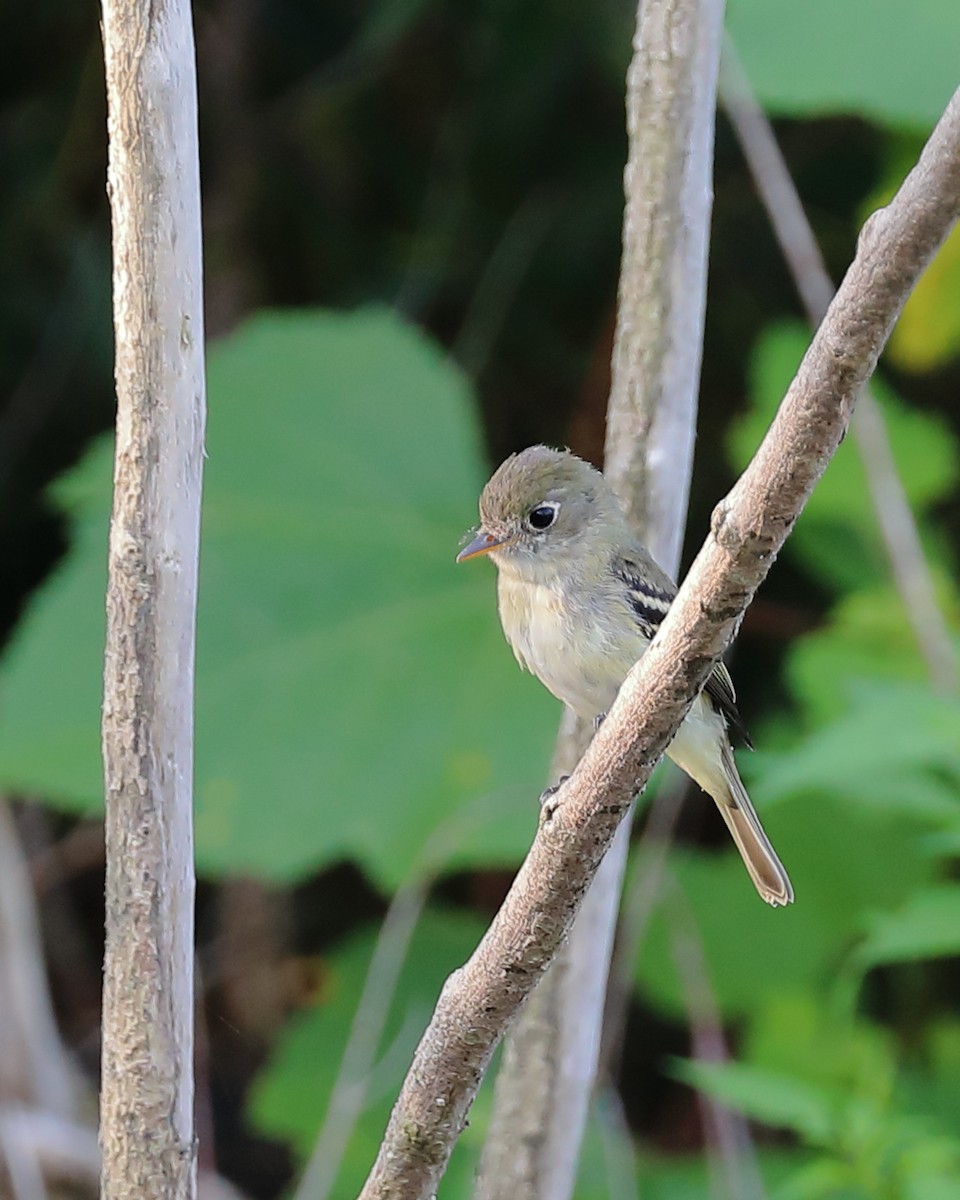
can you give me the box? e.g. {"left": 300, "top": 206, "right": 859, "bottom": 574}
{"left": 715, "top": 742, "right": 794, "bottom": 907}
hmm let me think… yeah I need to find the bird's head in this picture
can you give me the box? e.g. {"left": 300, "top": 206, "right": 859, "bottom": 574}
{"left": 456, "top": 445, "right": 623, "bottom": 577}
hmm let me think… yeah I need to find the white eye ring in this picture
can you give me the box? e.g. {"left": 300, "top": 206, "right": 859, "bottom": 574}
{"left": 527, "top": 502, "right": 559, "bottom": 531}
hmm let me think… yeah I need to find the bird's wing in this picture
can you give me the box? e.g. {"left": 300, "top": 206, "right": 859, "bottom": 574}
{"left": 704, "top": 659, "right": 754, "bottom": 749}
{"left": 612, "top": 551, "right": 754, "bottom": 749}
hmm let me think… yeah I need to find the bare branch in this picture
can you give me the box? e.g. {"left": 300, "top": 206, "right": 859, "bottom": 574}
{"left": 605, "top": 0, "right": 725, "bottom": 570}
{"left": 720, "top": 41, "right": 958, "bottom": 694}
{"left": 297, "top": 808, "right": 490, "bottom": 1200}
{"left": 98, "top": 0, "right": 206, "bottom": 1197}
{"left": 360, "top": 86, "right": 960, "bottom": 1200}
{"left": 475, "top": 2, "right": 724, "bottom": 1193}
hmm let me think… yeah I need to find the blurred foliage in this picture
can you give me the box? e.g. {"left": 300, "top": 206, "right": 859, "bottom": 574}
{"left": 2, "top": 0, "right": 960, "bottom": 1198}
{"left": 727, "top": 0, "right": 958, "bottom": 129}
{"left": 729, "top": 321, "right": 959, "bottom": 596}
{"left": 250, "top": 907, "right": 490, "bottom": 1197}
{"left": 631, "top": 317, "right": 960, "bottom": 1200}
{"left": 0, "top": 309, "right": 558, "bottom": 886}
{"left": 889, "top": 225, "right": 960, "bottom": 373}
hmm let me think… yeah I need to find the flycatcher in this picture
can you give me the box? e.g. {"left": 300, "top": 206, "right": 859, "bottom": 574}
{"left": 457, "top": 444, "right": 793, "bottom": 907}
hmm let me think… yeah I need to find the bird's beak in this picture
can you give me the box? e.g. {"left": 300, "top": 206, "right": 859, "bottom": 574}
{"left": 456, "top": 529, "right": 512, "bottom": 562}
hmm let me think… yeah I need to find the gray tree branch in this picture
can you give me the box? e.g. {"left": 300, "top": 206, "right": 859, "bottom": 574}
{"left": 475, "top": 1, "right": 725, "bottom": 1196}
{"left": 359, "top": 84, "right": 960, "bottom": 1200}
{"left": 98, "top": 0, "right": 206, "bottom": 1196}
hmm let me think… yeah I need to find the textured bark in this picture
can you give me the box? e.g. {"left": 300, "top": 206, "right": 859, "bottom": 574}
{"left": 475, "top": 1, "right": 723, "bottom": 1195}
{"left": 98, "top": 0, "right": 206, "bottom": 1197}
{"left": 360, "top": 84, "right": 960, "bottom": 1200}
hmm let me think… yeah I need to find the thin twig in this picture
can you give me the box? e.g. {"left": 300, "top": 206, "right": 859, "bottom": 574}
{"left": 294, "top": 878, "right": 431, "bottom": 1200}
{"left": 296, "top": 811, "right": 483, "bottom": 1200}
{"left": 453, "top": 193, "right": 554, "bottom": 377}
{"left": 0, "top": 799, "right": 77, "bottom": 1115}
{"left": 594, "top": 1087, "right": 641, "bottom": 1200}
{"left": 666, "top": 877, "right": 766, "bottom": 1200}
{"left": 360, "top": 86, "right": 960, "bottom": 1200}
{"left": 720, "top": 39, "right": 958, "bottom": 694}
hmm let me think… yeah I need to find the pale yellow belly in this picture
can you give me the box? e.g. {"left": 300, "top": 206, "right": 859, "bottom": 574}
{"left": 497, "top": 573, "right": 642, "bottom": 719}
{"left": 497, "top": 571, "right": 727, "bottom": 792}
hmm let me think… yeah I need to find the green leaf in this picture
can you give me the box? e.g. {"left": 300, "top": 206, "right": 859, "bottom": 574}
{"left": 773, "top": 1157, "right": 862, "bottom": 1200}
{"left": 899, "top": 1022, "right": 960, "bottom": 1134}
{"left": 632, "top": 790, "right": 935, "bottom": 1020}
{"left": 754, "top": 681, "right": 960, "bottom": 815}
{"left": 727, "top": 0, "right": 958, "bottom": 130}
{"left": 746, "top": 994, "right": 896, "bottom": 1102}
{"left": 783, "top": 588, "right": 957, "bottom": 729}
{"left": 0, "top": 309, "right": 559, "bottom": 884}
{"left": 857, "top": 887, "right": 960, "bottom": 967}
{"left": 673, "top": 1059, "right": 838, "bottom": 1143}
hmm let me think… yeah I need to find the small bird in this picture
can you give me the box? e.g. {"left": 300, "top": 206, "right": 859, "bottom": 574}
{"left": 457, "top": 445, "right": 793, "bottom": 907}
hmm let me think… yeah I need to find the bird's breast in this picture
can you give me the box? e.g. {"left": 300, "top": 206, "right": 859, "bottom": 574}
{"left": 496, "top": 572, "right": 639, "bottom": 720}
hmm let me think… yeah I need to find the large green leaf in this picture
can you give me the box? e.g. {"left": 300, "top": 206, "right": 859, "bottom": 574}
{"left": 727, "top": 0, "right": 958, "bottom": 131}
{"left": 0, "top": 309, "right": 558, "bottom": 884}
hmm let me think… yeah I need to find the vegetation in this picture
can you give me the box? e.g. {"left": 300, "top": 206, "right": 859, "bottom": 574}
{"left": 1, "top": 0, "right": 958, "bottom": 1195}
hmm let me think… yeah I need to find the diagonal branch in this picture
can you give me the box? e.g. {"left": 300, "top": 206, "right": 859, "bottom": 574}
{"left": 359, "top": 85, "right": 960, "bottom": 1200}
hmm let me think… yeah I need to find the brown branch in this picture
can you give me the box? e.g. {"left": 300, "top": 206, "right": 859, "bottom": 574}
{"left": 476, "top": 1, "right": 724, "bottom": 1193}
{"left": 720, "top": 40, "right": 958, "bottom": 694}
{"left": 359, "top": 85, "right": 960, "bottom": 1200}
{"left": 98, "top": 0, "right": 206, "bottom": 1197}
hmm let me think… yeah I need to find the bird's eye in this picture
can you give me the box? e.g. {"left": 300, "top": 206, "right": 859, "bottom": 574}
{"left": 527, "top": 503, "right": 558, "bottom": 531}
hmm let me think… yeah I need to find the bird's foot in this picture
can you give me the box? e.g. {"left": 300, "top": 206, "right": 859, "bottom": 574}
{"left": 593, "top": 711, "right": 607, "bottom": 733}
{"left": 539, "top": 774, "right": 570, "bottom": 822}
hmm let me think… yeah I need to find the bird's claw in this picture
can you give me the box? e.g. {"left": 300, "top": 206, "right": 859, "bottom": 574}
{"left": 593, "top": 711, "right": 607, "bottom": 732}
{"left": 539, "top": 774, "right": 570, "bottom": 822}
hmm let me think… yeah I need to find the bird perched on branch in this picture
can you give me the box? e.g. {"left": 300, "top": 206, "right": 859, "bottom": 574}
{"left": 457, "top": 444, "right": 793, "bottom": 907}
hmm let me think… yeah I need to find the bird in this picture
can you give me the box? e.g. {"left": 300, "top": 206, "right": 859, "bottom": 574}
{"left": 456, "top": 444, "right": 793, "bottom": 907}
